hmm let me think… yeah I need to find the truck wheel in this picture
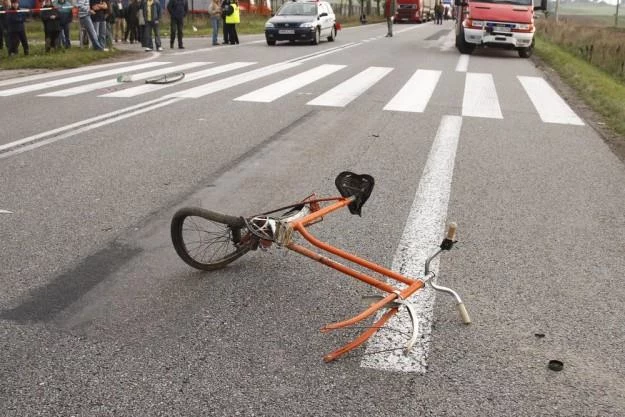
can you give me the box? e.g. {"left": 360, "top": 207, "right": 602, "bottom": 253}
{"left": 456, "top": 27, "right": 475, "bottom": 55}
{"left": 518, "top": 39, "right": 534, "bottom": 58}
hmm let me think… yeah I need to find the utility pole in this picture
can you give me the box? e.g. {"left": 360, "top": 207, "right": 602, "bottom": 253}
{"left": 616, "top": 0, "right": 620, "bottom": 27}
{"left": 554, "top": 0, "right": 559, "bottom": 23}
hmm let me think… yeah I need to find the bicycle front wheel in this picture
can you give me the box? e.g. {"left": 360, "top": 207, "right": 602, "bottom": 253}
{"left": 171, "top": 207, "right": 251, "bottom": 271}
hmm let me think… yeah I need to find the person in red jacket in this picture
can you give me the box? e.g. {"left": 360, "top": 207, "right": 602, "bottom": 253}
{"left": 384, "top": 0, "right": 395, "bottom": 37}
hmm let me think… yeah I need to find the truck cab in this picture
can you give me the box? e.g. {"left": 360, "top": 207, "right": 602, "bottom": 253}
{"left": 454, "top": 0, "right": 547, "bottom": 58}
{"left": 395, "top": 0, "right": 434, "bottom": 23}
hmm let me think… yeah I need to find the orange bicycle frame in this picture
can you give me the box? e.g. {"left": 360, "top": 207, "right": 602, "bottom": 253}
{"left": 276, "top": 196, "right": 468, "bottom": 362}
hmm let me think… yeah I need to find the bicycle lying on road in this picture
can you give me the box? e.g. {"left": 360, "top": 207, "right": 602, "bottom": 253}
{"left": 171, "top": 172, "right": 471, "bottom": 362}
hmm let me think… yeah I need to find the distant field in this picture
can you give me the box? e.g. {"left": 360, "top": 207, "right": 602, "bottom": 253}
{"left": 557, "top": 2, "right": 618, "bottom": 15}
{"left": 551, "top": 2, "right": 625, "bottom": 27}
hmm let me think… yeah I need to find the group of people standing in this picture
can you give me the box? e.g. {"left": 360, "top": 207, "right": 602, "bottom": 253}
{"left": 0, "top": 0, "right": 194, "bottom": 56}
{"left": 208, "top": 0, "right": 239, "bottom": 46}
{"left": 77, "top": 0, "right": 190, "bottom": 52}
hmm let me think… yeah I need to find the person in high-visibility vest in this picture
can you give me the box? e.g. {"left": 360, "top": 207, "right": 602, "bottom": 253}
{"left": 224, "top": 0, "right": 239, "bottom": 45}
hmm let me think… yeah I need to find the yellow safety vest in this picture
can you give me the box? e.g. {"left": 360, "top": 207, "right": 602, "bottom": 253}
{"left": 225, "top": 3, "right": 240, "bottom": 24}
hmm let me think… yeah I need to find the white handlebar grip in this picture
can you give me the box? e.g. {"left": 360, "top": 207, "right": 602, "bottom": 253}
{"left": 446, "top": 222, "right": 457, "bottom": 241}
{"left": 457, "top": 303, "right": 471, "bottom": 324}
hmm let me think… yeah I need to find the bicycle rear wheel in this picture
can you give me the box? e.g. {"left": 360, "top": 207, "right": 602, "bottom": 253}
{"left": 171, "top": 207, "right": 251, "bottom": 271}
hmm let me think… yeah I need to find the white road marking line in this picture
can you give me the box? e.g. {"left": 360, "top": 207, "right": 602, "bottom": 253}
{"left": 0, "top": 98, "right": 182, "bottom": 159}
{"left": 0, "top": 62, "right": 171, "bottom": 96}
{"left": 165, "top": 62, "right": 301, "bottom": 99}
{"left": 441, "top": 31, "right": 456, "bottom": 52}
{"left": 0, "top": 209, "right": 13, "bottom": 214}
{"left": 361, "top": 115, "right": 463, "bottom": 373}
{"left": 307, "top": 66, "right": 393, "bottom": 107}
{"left": 0, "top": 97, "right": 168, "bottom": 154}
{"left": 518, "top": 76, "right": 584, "bottom": 125}
{"left": 292, "top": 42, "right": 359, "bottom": 63}
{"left": 455, "top": 54, "right": 469, "bottom": 72}
{"left": 384, "top": 69, "right": 441, "bottom": 113}
{"left": 100, "top": 62, "right": 257, "bottom": 98}
{"left": 0, "top": 61, "right": 133, "bottom": 88}
{"left": 234, "top": 64, "right": 345, "bottom": 103}
{"left": 462, "top": 72, "right": 502, "bottom": 119}
{"left": 39, "top": 62, "right": 210, "bottom": 97}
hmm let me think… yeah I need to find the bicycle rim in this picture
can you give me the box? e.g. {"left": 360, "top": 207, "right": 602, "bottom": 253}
{"left": 171, "top": 207, "right": 250, "bottom": 271}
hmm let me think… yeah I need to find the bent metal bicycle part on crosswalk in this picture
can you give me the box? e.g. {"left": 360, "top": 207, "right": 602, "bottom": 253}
{"left": 170, "top": 172, "right": 471, "bottom": 362}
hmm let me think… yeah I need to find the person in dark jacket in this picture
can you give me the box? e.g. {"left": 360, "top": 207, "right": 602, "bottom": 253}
{"left": 7, "top": 0, "right": 28, "bottom": 56}
{"left": 124, "top": 0, "right": 139, "bottom": 43}
{"left": 142, "top": 0, "right": 162, "bottom": 51}
{"left": 55, "top": 0, "right": 73, "bottom": 48}
{"left": 167, "top": 0, "right": 187, "bottom": 49}
{"left": 40, "top": 0, "right": 61, "bottom": 51}
{"left": 0, "top": 0, "right": 8, "bottom": 50}
{"left": 220, "top": 0, "right": 230, "bottom": 44}
{"left": 90, "top": 0, "right": 108, "bottom": 48}
{"left": 111, "top": 0, "right": 125, "bottom": 42}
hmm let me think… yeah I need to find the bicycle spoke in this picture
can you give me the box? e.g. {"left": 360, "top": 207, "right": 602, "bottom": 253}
{"left": 181, "top": 215, "right": 241, "bottom": 265}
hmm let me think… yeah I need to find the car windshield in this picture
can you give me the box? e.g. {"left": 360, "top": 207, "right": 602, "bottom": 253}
{"left": 474, "top": 0, "right": 532, "bottom": 5}
{"left": 277, "top": 2, "right": 318, "bottom": 15}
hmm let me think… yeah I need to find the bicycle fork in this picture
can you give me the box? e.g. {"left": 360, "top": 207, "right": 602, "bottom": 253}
{"left": 284, "top": 211, "right": 471, "bottom": 362}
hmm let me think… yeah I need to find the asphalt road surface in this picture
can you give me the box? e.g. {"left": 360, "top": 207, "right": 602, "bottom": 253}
{"left": 1, "top": 20, "right": 624, "bottom": 417}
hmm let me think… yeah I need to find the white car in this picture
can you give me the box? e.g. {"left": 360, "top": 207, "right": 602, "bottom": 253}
{"left": 264, "top": 0, "right": 338, "bottom": 45}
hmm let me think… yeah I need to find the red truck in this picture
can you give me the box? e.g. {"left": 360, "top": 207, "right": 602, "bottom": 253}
{"left": 394, "top": 0, "right": 434, "bottom": 23}
{"left": 454, "top": 0, "right": 547, "bottom": 58}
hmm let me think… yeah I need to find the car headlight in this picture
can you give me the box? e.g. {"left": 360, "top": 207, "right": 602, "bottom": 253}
{"left": 470, "top": 20, "right": 484, "bottom": 28}
{"left": 265, "top": 22, "right": 274, "bottom": 28}
{"left": 516, "top": 23, "right": 530, "bottom": 30}
{"left": 300, "top": 22, "right": 315, "bottom": 28}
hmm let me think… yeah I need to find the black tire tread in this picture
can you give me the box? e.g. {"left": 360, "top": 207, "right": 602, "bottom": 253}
{"left": 171, "top": 207, "right": 249, "bottom": 271}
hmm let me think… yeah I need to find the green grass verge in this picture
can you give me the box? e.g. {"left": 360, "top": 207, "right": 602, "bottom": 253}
{"left": 0, "top": 44, "right": 125, "bottom": 70}
{"left": 535, "top": 35, "right": 625, "bottom": 137}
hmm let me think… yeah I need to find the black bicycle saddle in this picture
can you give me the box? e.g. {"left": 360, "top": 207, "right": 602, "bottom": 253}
{"left": 335, "top": 171, "right": 375, "bottom": 216}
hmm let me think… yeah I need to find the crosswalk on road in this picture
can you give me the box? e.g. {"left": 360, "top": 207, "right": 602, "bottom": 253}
{"left": 0, "top": 60, "right": 585, "bottom": 126}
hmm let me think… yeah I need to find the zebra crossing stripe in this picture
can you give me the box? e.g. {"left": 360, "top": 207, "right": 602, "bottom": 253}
{"left": 462, "top": 73, "right": 502, "bottom": 119}
{"left": 234, "top": 64, "right": 346, "bottom": 103}
{"left": 39, "top": 62, "right": 210, "bottom": 97}
{"left": 100, "top": 62, "right": 257, "bottom": 98}
{"left": 0, "top": 62, "right": 171, "bottom": 97}
{"left": 383, "top": 69, "right": 441, "bottom": 113}
{"left": 518, "top": 76, "right": 584, "bottom": 125}
{"left": 307, "top": 66, "right": 393, "bottom": 108}
{"left": 455, "top": 55, "right": 469, "bottom": 72}
{"left": 166, "top": 62, "right": 301, "bottom": 99}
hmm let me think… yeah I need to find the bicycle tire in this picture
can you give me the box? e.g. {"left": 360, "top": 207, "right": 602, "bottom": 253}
{"left": 171, "top": 207, "right": 251, "bottom": 271}
{"left": 145, "top": 72, "right": 185, "bottom": 84}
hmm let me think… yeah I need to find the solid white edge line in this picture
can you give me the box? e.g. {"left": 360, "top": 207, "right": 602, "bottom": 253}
{"left": 0, "top": 97, "right": 168, "bottom": 153}
{"left": 360, "top": 115, "right": 463, "bottom": 373}
{"left": 0, "top": 99, "right": 182, "bottom": 159}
